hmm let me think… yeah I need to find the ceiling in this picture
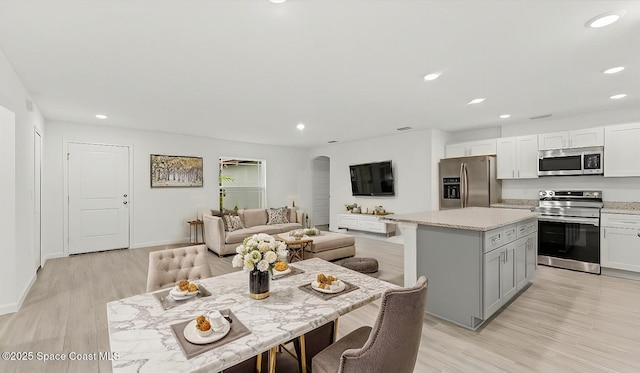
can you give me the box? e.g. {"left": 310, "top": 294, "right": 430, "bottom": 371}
{"left": 1, "top": 0, "right": 639, "bottom": 148}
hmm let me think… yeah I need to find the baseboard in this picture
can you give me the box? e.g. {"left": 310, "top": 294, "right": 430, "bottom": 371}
{"left": 601, "top": 267, "right": 640, "bottom": 281}
{"left": 0, "top": 271, "right": 37, "bottom": 316}
{"left": 41, "top": 252, "right": 65, "bottom": 267}
{"left": 130, "top": 238, "right": 190, "bottom": 249}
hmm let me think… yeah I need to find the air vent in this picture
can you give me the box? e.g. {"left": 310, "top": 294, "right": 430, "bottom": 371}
{"left": 327, "top": 140, "right": 338, "bottom": 144}
{"left": 397, "top": 126, "right": 413, "bottom": 131}
{"left": 529, "top": 113, "right": 552, "bottom": 120}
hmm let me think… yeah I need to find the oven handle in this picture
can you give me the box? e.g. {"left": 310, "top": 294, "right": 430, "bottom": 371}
{"left": 538, "top": 216, "right": 600, "bottom": 227}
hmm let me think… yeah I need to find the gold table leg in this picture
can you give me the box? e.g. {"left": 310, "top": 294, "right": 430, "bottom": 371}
{"left": 269, "top": 347, "right": 277, "bottom": 373}
{"left": 299, "top": 334, "right": 307, "bottom": 373}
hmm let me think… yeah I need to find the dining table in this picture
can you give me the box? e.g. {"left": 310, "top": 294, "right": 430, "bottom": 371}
{"left": 107, "top": 257, "right": 398, "bottom": 373}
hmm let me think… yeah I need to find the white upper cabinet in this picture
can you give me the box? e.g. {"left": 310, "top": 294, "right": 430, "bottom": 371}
{"left": 604, "top": 122, "right": 640, "bottom": 177}
{"left": 496, "top": 135, "right": 538, "bottom": 179}
{"left": 538, "top": 127, "right": 603, "bottom": 150}
{"left": 445, "top": 139, "right": 497, "bottom": 158}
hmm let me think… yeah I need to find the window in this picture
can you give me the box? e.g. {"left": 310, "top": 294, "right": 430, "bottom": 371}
{"left": 219, "top": 158, "right": 266, "bottom": 210}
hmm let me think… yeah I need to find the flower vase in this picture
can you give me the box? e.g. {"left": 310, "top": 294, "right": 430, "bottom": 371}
{"left": 249, "top": 269, "right": 270, "bottom": 300}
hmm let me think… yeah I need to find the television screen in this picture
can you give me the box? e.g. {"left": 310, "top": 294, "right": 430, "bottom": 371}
{"left": 349, "top": 161, "right": 395, "bottom": 196}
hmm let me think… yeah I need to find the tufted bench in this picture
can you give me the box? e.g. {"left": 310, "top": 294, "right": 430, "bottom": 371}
{"left": 301, "top": 232, "right": 356, "bottom": 261}
{"left": 340, "top": 257, "right": 379, "bottom": 273}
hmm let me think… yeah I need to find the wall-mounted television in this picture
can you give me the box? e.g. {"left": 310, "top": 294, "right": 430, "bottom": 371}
{"left": 349, "top": 161, "right": 395, "bottom": 196}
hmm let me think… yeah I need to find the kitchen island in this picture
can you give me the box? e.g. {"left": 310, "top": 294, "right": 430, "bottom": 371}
{"left": 383, "top": 207, "right": 539, "bottom": 330}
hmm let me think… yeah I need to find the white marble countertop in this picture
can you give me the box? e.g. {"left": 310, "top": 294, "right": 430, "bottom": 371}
{"left": 107, "top": 258, "right": 397, "bottom": 373}
{"left": 383, "top": 207, "right": 539, "bottom": 231}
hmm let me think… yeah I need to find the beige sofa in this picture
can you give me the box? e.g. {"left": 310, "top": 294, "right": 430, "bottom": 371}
{"left": 203, "top": 208, "right": 306, "bottom": 256}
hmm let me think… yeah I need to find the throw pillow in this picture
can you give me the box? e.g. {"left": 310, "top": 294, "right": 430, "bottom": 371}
{"left": 223, "top": 214, "right": 243, "bottom": 232}
{"left": 267, "top": 207, "right": 290, "bottom": 225}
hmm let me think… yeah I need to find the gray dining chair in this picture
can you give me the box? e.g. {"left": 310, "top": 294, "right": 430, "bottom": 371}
{"left": 146, "top": 244, "right": 213, "bottom": 292}
{"left": 311, "top": 276, "right": 428, "bottom": 373}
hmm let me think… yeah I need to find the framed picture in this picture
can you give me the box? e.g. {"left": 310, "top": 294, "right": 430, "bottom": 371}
{"left": 150, "top": 154, "right": 203, "bottom": 187}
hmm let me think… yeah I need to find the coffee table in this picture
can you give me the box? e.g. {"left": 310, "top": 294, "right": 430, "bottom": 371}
{"left": 276, "top": 234, "right": 313, "bottom": 262}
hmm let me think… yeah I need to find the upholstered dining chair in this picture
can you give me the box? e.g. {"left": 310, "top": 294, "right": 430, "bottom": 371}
{"left": 146, "top": 244, "right": 213, "bottom": 292}
{"left": 311, "top": 276, "right": 428, "bottom": 373}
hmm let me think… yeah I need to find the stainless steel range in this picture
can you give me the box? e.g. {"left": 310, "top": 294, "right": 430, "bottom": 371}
{"left": 535, "top": 190, "right": 603, "bottom": 274}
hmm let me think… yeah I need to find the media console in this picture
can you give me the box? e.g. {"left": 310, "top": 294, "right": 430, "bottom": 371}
{"left": 337, "top": 213, "right": 396, "bottom": 237}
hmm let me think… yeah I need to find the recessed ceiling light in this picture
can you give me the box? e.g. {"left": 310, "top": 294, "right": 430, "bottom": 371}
{"left": 296, "top": 123, "right": 305, "bottom": 130}
{"left": 610, "top": 94, "right": 627, "bottom": 100}
{"left": 397, "top": 126, "right": 413, "bottom": 131}
{"left": 499, "top": 114, "right": 511, "bottom": 119}
{"left": 95, "top": 114, "right": 107, "bottom": 119}
{"left": 604, "top": 66, "right": 625, "bottom": 74}
{"left": 423, "top": 73, "right": 441, "bottom": 81}
{"left": 269, "top": 0, "right": 286, "bottom": 3}
{"left": 586, "top": 10, "right": 626, "bottom": 28}
{"left": 327, "top": 140, "right": 338, "bottom": 144}
{"left": 467, "top": 98, "right": 486, "bottom": 105}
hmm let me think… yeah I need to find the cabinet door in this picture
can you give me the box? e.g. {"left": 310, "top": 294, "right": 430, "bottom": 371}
{"left": 445, "top": 143, "right": 468, "bottom": 158}
{"left": 515, "top": 135, "right": 539, "bottom": 179}
{"left": 538, "top": 131, "right": 568, "bottom": 150}
{"left": 525, "top": 233, "right": 537, "bottom": 281}
{"left": 601, "top": 227, "right": 640, "bottom": 272}
{"left": 604, "top": 123, "right": 640, "bottom": 177}
{"left": 501, "top": 241, "right": 517, "bottom": 301}
{"left": 515, "top": 236, "right": 527, "bottom": 290}
{"left": 468, "top": 139, "right": 497, "bottom": 156}
{"left": 570, "top": 127, "right": 603, "bottom": 148}
{"left": 338, "top": 215, "right": 358, "bottom": 229}
{"left": 483, "top": 248, "right": 503, "bottom": 317}
{"left": 496, "top": 137, "right": 516, "bottom": 179}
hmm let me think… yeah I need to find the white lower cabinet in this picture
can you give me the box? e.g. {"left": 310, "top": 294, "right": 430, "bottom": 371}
{"left": 337, "top": 213, "right": 395, "bottom": 235}
{"left": 516, "top": 232, "right": 537, "bottom": 290}
{"left": 601, "top": 213, "right": 640, "bottom": 273}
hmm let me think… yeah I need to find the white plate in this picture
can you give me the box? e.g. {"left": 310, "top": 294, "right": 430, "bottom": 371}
{"left": 272, "top": 267, "right": 291, "bottom": 278}
{"left": 183, "top": 319, "right": 231, "bottom": 345}
{"left": 171, "top": 287, "right": 199, "bottom": 300}
{"left": 311, "top": 280, "right": 345, "bottom": 294}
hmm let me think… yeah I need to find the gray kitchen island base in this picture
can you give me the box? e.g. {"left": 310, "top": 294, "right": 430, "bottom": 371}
{"left": 385, "top": 207, "right": 538, "bottom": 330}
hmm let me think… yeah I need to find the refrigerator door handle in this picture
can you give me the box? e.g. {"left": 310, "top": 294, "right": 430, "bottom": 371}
{"left": 461, "top": 163, "right": 469, "bottom": 208}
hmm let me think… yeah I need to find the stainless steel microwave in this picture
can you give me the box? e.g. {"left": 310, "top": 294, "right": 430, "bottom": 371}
{"left": 538, "top": 146, "right": 603, "bottom": 176}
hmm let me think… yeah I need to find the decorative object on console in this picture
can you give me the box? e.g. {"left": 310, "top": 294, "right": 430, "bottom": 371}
{"left": 345, "top": 203, "right": 358, "bottom": 212}
{"left": 232, "top": 233, "right": 288, "bottom": 299}
{"left": 150, "top": 154, "right": 203, "bottom": 188}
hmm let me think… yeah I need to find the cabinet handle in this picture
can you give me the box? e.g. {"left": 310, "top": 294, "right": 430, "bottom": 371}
{"left": 637, "top": 233, "right": 640, "bottom": 238}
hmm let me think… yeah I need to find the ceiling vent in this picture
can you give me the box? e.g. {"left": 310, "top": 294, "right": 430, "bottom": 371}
{"left": 397, "top": 126, "right": 413, "bottom": 131}
{"left": 529, "top": 113, "right": 552, "bottom": 120}
{"left": 327, "top": 140, "right": 338, "bottom": 144}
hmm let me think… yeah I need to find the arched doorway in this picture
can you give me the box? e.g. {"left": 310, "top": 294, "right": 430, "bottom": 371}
{"left": 311, "top": 156, "right": 330, "bottom": 228}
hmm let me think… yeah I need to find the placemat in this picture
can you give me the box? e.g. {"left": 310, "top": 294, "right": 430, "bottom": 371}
{"left": 298, "top": 281, "right": 359, "bottom": 300}
{"left": 271, "top": 265, "right": 305, "bottom": 280}
{"left": 153, "top": 285, "right": 212, "bottom": 311}
{"left": 170, "top": 309, "right": 250, "bottom": 360}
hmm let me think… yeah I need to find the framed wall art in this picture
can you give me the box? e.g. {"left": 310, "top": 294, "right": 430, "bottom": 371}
{"left": 150, "top": 154, "right": 203, "bottom": 187}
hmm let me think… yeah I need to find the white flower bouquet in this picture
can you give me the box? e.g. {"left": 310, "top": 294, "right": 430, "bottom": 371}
{"left": 232, "top": 233, "right": 288, "bottom": 273}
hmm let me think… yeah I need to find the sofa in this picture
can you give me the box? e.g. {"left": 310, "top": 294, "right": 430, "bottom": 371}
{"left": 203, "top": 208, "right": 306, "bottom": 256}
{"left": 203, "top": 208, "right": 357, "bottom": 261}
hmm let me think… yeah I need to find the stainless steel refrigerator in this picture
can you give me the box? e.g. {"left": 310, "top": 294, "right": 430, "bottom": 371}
{"left": 439, "top": 155, "right": 501, "bottom": 210}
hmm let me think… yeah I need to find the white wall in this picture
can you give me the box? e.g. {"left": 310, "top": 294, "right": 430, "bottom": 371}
{"left": 0, "top": 49, "right": 46, "bottom": 314}
{"left": 309, "top": 129, "right": 444, "bottom": 232}
{"left": 42, "top": 121, "right": 311, "bottom": 259}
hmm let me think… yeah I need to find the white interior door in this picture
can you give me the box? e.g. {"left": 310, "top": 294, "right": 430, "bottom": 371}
{"left": 34, "top": 130, "right": 42, "bottom": 268}
{"left": 312, "top": 156, "right": 330, "bottom": 226}
{"left": 68, "top": 143, "right": 130, "bottom": 254}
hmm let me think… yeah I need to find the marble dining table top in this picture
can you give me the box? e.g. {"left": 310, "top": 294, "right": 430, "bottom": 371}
{"left": 107, "top": 257, "right": 397, "bottom": 373}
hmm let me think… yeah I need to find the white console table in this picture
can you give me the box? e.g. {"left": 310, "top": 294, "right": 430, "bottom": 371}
{"left": 338, "top": 213, "right": 396, "bottom": 237}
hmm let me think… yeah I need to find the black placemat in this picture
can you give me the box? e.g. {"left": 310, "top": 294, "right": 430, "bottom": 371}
{"left": 153, "top": 285, "right": 212, "bottom": 310}
{"left": 170, "top": 310, "right": 251, "bottom": 360}
{"left": 298, "top": 281, "right": 359, "bottom": 300}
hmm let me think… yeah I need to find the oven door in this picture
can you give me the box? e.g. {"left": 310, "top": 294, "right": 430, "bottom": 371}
{"left": 538, "top": 216, "right": 600, "bottom": 273}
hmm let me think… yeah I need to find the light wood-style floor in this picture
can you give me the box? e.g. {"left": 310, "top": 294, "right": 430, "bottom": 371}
{"left": 1, "top": 236, "right": 639, "bottom": 373}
